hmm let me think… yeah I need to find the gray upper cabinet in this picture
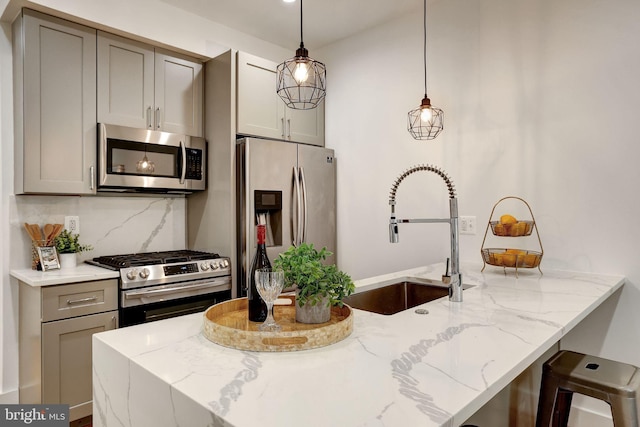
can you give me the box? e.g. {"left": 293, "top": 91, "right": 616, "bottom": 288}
{"left": 97, "top": 31, "right": 204, "bottom": 137}
{"left": 237, "top": 52, "right": 325, "bottom": 146}
{"left": 13, "top": 9, "right": 97, "bottom": 195}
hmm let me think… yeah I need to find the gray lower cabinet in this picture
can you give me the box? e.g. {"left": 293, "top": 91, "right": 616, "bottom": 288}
{"left": 19, "top": 279, "right": 118, "bottom": 422}
{"left": 12, "top": 9, "right": 97, "bottom": 195}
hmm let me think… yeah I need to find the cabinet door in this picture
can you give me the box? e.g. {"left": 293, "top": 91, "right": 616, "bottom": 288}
{"left": 155, "top": 50, "right": 203, "bottom": 136}
{"left": 42, "top": 310, "right": 118, "bottom": 421}
{"left": 287, "top": 101, "right": 325, "bottom": 146}
{"left": 20, "top": 10, "right": 97, "bottom": 194}
{"left": 236, "top": 52, "right": 285, "bottom": 139}
{"left": 97, "top": 31, "right": 155, "bottom": 129}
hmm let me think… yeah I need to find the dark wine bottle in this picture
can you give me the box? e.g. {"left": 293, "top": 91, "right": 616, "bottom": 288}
{"left": 248, "top": 224, "right": 270, "bottom": 322}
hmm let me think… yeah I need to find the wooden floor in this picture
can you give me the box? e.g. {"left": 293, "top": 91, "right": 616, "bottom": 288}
{"left": 70, "top": 415, "right": 92, "bottom": 427}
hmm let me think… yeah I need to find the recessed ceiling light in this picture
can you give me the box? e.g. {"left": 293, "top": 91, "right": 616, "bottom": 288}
{"left": 283, "top": 0, "right": 296, "bottom": 3}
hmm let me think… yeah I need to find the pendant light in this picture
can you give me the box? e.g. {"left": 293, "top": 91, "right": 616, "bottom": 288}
{"left": 407, "top": 0, "right": 444, "bottom": 140}
{"left": 276, "top": 0, "right": 326, "bottom": 110}
{"left": 136, "top": 146, "right": 155, "bottom": 173}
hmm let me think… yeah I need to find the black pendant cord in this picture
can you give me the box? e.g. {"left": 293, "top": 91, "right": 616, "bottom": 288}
{"left": 423, "top": 0, "right": 428, "bottom": 98}
{"left": 299, "top": 0, "right": 304, "bottom": 49}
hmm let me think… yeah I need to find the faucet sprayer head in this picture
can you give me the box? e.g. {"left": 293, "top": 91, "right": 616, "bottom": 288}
{"left": 389, "top": 217, "right": 399, "bottom": 243}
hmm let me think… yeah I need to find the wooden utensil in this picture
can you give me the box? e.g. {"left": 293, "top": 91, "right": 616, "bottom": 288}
{"left": 24, "top": 223, "right": 36, "bottom": 241}
{"left": 30, "top": 224, "right": 43, "bottom": 242}
{"left": 52, "top": 224, "right": 63, "bottom": 240}
{"left": 44, "top": 224, "right": 54, "bottom": 245}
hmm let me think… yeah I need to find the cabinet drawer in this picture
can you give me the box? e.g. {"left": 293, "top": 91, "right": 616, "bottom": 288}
{"left": 42, "top": 279, "right": 118, "bottom": 322}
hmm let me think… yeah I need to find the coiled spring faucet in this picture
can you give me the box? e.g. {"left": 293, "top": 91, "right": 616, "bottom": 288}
{"left": 388, "top": 164, "right": 463, "bottom": 302}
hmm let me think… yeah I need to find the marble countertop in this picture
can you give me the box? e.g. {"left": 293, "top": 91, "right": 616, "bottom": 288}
{"left": 92, "top": 263, "right": 624, "bottom": 427}
{"left": 11, "top": 264, "right": 119, "bottom": 286}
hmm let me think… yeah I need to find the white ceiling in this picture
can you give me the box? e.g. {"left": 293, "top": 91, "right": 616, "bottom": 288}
{"left": 157, "top": 0, "right": 422, "bottom": 50}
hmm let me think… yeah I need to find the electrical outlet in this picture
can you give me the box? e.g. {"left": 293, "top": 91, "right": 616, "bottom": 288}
{"left": 64, "top": 216, "right": 80, "bottom": 235}
{"left": 460, "top": 216, "right": 476, "bottom": 235}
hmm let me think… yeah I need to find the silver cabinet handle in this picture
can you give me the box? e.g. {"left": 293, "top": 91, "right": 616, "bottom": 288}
{"left": 67, "top": 296, "right": 98, "bottom": 305}
{"left": 155, "top": 107, "right": 161, "bottom": 129}
{"left": 287, "top": 118, "right": 291, "bottom": 139}
{"left": 90, "top": 166, "right": 95, "bottom": 191}
{"left": 147, "top": 106, "right": 152, "bottom": 128}
{"left": 281, "top": 117, "right": 285, "bottom": 138}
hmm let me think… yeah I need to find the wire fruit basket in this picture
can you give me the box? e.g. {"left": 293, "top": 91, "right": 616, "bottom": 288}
{"left": 481, "top": 196, "right": 543, "bottom": 276}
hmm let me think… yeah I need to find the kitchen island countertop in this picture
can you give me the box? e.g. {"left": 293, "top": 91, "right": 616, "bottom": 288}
{"left": 92, "top": 263, "right": 624, "bottom": 427}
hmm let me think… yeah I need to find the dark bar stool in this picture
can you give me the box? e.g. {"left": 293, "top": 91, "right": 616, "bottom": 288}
{"left": 536, "top": 350, "right": 640, "bottom": 427}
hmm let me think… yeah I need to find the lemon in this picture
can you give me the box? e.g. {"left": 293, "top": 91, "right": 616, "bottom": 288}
{"left": 500, "top": 214, "right": 517, "bottom": 225}
{"left": 524, "top": 254, "right": 538, "bottom": 267}
{"left": 492, "top": 253, "right": 504, "bottom": 266}
{"left": 505, "top": 249, "right": 525, "bottom": 255}
{"left": 503, "top": 254, "right": 517, "bottom": 267}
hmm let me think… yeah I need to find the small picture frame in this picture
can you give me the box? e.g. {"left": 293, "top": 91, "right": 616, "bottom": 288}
{"left": 37, "top": 246, "right": 60, "bottom": 271}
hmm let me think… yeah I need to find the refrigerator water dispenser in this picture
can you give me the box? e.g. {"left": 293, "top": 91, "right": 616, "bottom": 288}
{"left": 255, "top": 190, "right": 282, "bottom": 247}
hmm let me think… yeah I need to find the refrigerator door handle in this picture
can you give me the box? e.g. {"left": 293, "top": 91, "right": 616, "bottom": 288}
{"left": 293, "top": 166, "right": 302, "bottom": 246}
{"left": 299, "top": 167, "right": 308, "bottom": 243}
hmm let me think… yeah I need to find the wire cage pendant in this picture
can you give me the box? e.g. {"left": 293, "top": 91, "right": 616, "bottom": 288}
{"left": 407, "top": 96, "right": 444, "bottom": 140}
{"left": 407, "top": 0, "right": 444, "bottom": 140}
{"left": 276, "top": 45, "right": 326, "bottom": 110}
{"left": 276, "top": 0, "right": 326, "bottom": 110}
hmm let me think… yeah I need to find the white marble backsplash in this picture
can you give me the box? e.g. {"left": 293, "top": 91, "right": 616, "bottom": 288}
{"left": 10, "top": 195, "right": 187, "bottom": 269}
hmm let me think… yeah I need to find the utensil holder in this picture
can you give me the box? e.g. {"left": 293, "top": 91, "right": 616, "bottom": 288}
{"left": 31, "top": 239, "right": 48, "bottom": 270}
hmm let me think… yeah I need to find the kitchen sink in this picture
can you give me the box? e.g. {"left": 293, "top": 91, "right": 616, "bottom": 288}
{"left": 343, "top": 278, "right": 469, "bottom": 315}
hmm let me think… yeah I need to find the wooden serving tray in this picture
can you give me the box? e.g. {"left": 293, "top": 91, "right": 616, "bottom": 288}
{"left": 202, "top": 295, "right": 353, "bottom": 352}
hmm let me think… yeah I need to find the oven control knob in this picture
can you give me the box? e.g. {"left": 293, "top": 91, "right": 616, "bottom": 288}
{"left": 139, "top": 268, "right": 150, "bottom": 279}
{"left": 126, "top": 269, "right": 137, "bottom": 280}
{"left": 210, "top": 261, "right": 219, "bottom": 270}
{"left": 221, "top": 259, "right": 229, "bottom": 268}
{"left": 200, "top": 262, "right": 209, "bottom": 271}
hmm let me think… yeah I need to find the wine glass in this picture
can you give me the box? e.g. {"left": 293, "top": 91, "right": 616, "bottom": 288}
{"left": 254, "top": 268, "right": 285, "bottom": 331}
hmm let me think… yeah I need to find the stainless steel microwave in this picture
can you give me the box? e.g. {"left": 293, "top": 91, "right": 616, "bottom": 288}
{"left": 98, "top": 123, "right": 206, "bottom": 193}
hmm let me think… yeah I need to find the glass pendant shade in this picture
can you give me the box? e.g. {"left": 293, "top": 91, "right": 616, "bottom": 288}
{"left": 407, "top": 96, "right": 444, "bottom": 140}
{"left": 277, "top": 46, "right": 326, "bottom": 109}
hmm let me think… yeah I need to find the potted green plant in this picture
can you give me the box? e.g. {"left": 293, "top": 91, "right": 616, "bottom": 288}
{"left": 273, "top": 243, "right": 355, "bottom": 324}
{"left": 54, "top": 230, "right": 93, "bottom": 269}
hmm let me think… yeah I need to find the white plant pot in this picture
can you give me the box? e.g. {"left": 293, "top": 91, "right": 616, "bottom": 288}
{"left": 59, "top": 253, "right": 77, "bottom": 269}
{"left": 295, "top": 293, "right": 331, "bottom": 324}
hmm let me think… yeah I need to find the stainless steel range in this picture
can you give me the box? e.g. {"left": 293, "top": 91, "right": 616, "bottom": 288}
{"left": 88, "top": 250, "right": 232, "bottom": 327}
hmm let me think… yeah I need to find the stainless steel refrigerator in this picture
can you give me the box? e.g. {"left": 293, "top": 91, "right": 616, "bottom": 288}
{"left": 236, "top": 137, "right": 336, "bottom": 297}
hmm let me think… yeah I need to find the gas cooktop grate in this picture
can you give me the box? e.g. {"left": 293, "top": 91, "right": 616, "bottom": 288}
{"left": 90, "top": 250, "right": 221, "bottom": 269}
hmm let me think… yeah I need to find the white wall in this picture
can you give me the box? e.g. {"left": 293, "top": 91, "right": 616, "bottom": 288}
{"left": 321, "top": 0, "right": 640, "bottom": 420}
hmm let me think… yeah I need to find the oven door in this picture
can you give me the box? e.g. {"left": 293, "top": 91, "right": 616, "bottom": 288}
{"left": 120, "top": 277, "right": 231, "bottom": 327}
{"left": 98, "top": 123, "right": 206, "bottom": 192}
